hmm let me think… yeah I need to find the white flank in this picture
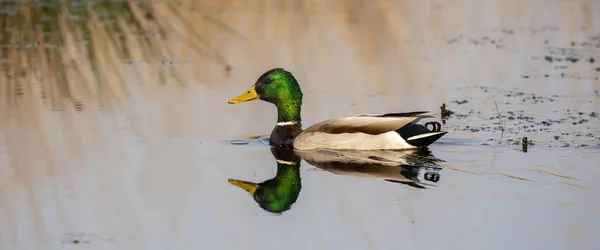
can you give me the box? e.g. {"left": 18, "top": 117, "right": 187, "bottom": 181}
{"left": 294, "top": 131, "right": 415, "bottom": 150}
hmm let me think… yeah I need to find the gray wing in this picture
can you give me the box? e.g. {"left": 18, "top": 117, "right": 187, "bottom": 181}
{"left": 303, "top": 114, "right": 429, "bottom": 135}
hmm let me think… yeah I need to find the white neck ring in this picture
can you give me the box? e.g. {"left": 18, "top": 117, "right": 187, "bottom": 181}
{"left": 276, "top": 121, "right": 299, "bottom": 126}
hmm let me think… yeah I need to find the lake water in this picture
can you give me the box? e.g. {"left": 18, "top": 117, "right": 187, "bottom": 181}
{"left": 1, "top": 0, "right": 599, "bottom": 250}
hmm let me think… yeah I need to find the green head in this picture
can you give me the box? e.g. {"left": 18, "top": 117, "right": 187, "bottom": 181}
{"left": 228, "top": 68, "right": 303, "bottom": 122}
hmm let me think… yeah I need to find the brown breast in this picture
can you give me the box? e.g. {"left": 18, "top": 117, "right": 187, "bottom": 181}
{"left": 270, "top": 124, "right": 303, "bottom": 147}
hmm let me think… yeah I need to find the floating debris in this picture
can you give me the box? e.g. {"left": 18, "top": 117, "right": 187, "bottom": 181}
{"left": 452, "top": 100, "right": 468, "bottom": 105}
{"left": 74, "top": 100, "right": 84, "bottom": 111}
{"left": 565, "top": 57, "right": 579, "bottom": 63}
{"left": 230, "top": 140, "right": 249, "bottom": 145}
{"left": 440, "top": 103, "right": 454, "bottom": 118}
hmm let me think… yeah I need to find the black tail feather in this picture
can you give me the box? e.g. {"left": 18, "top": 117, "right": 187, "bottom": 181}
{"left": 396, "top": 121, "right": 447, "bottom": 147}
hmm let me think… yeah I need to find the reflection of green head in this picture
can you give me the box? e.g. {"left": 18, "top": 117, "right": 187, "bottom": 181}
{"left": 228, "top": 147, "right": 302, "bottom": 214}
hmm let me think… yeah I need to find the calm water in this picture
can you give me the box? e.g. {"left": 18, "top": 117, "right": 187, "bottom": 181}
{"left": 1, "top": 0, "right": 600, "bottom": 250}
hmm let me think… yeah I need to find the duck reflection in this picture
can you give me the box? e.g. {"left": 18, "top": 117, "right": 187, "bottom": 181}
{"left": 228, "top": 146, "right": 302, "bottom": 214}
{"left": 295, "top": 149, "right": 443, "bottom": 189}
{"left": 228, "top": 147, "right": 444, "bottom": 213}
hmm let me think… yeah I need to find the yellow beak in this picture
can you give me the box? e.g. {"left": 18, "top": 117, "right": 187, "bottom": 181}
{"left": 228, "top": 86, "right": 259, "bottom": 104}
{"left": 228, "top": 179, "right": 259, "bottom": 196}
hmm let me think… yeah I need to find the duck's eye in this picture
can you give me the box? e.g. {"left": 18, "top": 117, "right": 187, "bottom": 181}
{"left": 263, "top": 78, "right": 273, "bottom": 85}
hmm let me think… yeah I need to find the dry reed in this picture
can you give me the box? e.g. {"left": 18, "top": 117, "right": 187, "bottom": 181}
{"left": 0, "top": 0, "right": 233, "bottom": 112}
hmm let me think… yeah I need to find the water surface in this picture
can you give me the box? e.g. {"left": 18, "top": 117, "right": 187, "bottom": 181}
{"left": 1, "top": 0, "right": 599, "bottom": 250}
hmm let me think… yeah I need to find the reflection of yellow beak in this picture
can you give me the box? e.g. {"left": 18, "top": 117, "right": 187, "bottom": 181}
{"left": 228, "top": 179, "right": 258, "bottom": 196}
{"left": 228, "top": 86, "right": 259, "bottom": 104}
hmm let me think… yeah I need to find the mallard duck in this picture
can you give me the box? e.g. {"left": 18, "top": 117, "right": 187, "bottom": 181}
{"left": 228, "top": 68, "right": 448, "bottom": 150}
{"left": 228, "top": 147, "right": 302, "bottom": 214}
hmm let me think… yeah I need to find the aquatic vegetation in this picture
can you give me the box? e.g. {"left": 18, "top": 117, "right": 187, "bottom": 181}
{"left": 1, "top": 0, "right": 149, "bottom": 107}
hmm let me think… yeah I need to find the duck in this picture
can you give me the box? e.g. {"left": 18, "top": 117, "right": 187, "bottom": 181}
{"left": 228, "top": 68, "right": 448, "bottom": 150}
{"left": 228, "top": 146, "right": 302, "bottom": 214}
